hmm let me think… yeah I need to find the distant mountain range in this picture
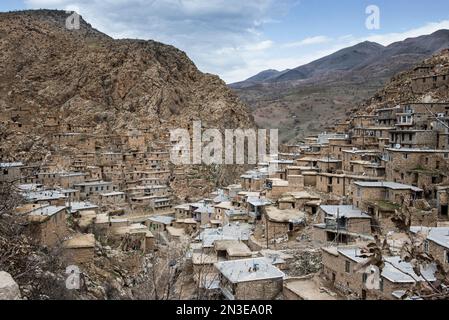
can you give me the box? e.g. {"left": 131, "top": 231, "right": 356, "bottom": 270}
{"left": 230, "top": 30, "right": 449, "bottom": 143}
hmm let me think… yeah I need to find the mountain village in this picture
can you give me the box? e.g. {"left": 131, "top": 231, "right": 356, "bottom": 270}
{"left": 2, "top": 44, "right": 449, "bottom": 300}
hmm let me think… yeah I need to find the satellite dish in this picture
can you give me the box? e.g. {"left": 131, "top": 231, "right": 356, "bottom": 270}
{"left": 395, "top": 144, "right": 401, "bottom": 149}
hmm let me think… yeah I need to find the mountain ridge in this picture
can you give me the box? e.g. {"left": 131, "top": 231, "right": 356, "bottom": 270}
{"left": 231, "top": 30, "right": 449, "bottom": 89}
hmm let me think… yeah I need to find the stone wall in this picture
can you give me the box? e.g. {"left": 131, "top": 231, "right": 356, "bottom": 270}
{"left": 234, "top": 278, "right": 283, "bottom": 300}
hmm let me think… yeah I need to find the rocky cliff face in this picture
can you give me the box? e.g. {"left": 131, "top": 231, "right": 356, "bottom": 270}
{"left": 0, "top": 10, "right": 255, "bottom": 193}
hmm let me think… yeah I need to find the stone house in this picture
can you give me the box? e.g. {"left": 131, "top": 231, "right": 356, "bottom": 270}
{"left": 28, "top": 205, "right": 68, "bottom": 247}
{"left": 342, "top": 149, "right": 382, "bottom": 172}
{"left": 223, "top": 209, "right": 248, "bottom": 225}
{"left": 351, "top": 115, "right": 377, "bottom": 128}
{"left": 63, "top": 233, "right": 95, "bottom": 265}
{"left": 266, "top": 179, "right": 290, "bottom": 200}
{"left": 411, "top": 74, "right": 449, "bottom": 93}
{"left": 147, "top": 215, "right": 175, "bottom": 234}
{"left": 277, "top": 191, "right": 320, "bottom": 212}
{"left": 73, "top": 181, "right": 115, "bottom": 200}
{"left": 99, "top": 191, "right": 126, "bottom": 206}
{"left": 351, "top": 127, "right": 393, "bottom": 150}
{"left": 376, "top": 106, "right": 401, "bottom": 127}
{"left": 174, "top": 204, "right": 192, "bottom": 219}
{"left": 436, "top": 186, "right": 449, "bottom": 218}
{"left": 353, "top": 181, "right": 423, "bottom": 210}
{"left": 384, "top": 148, "right": 449, "bottom": 194}
{"left": 113, "top": 224, "right": 155, "bottom": 253}
{"left": 317, "top": 158, "right": 342, "bottom": 173}
{"left": 321, "top": 246, "right": 436, "bottom": 300}
{"left": 328, "top": 140, "right": 354, "bottom": 160}
{"left": 213, "top": 201, "right": 235, "bottom": 222}
{"left": 283, "top": 276, "right": 338, "bottom": 300}
{"left": 367, "top": 256, "right": 436, "bottom": 300}
{"left": 240, "top": 171, "right": 265, "bottom": 191}
{"left": 0, "top": 162, "right": 23, "bottom": 182}
{"left": 313, "top": 205, "right": 372, "bottom": 244}
{"left": 214, "top": 258, "right": 285, "bottom": 300}
{"left": 262, "top": 206, "right": 306, "bottom": 244}
{"left": 173, "top": 218, "right": 199, "bottom": 235}
{"left": 411, "top": 226, "right": 449, "bottom": 273}
{"left": 316, "top": 173, "right": 382, "bottom": 197}
{"left": 295, "top": 156, "right": 319, "bottom": 168}
{"left": 246, "top": 197, "right": 271, "bottom": 222}
{"left": 214, "top": 240, "right": 252, "bottom": 261}
{"left": 23, "top": 189, "right": 67, "bottom": 206}
{"left": 389, "top": 129, "right": 438, "bottom": 149}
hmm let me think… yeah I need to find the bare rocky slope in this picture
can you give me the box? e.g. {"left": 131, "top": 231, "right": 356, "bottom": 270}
{"left": 358, "top": 49, "right": 449, "bottom": 115}
{"left": 0, "top": 10, "right": 255, "bottom": 191}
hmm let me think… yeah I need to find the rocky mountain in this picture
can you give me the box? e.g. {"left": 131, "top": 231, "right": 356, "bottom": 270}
{"left": 0, "top": 10, "right": 255, "bottom": 193}
{"left": 360, "top": 49, "right": 449, "bottom": 115}
{"left": 230, "top": 30, "right": 449, "bottom": 142}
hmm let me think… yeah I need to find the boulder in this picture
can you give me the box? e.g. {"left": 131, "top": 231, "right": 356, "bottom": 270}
{"left": 0, "top": 271, "right": 21, "bottom": 300}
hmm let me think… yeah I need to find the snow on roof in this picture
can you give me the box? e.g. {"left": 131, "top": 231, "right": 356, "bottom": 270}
{"left": 148, "top": 215, "right": 175, "bottom": 225}
{"left": 101, "top": 191, "right": 125, "bottom": 197}
{"left": 23, "top": 190, "right": 67, "bottom": 201}
{"left": 247, "top": 197, "right": 271, "bottom": 207}
{"left": 382, "top": 257, "right": 436, "bottom": 283}
{"left": 28, "top": 205, "right": 67, "bottom": 217}
{"left": 174, "top": 204, "right": 191, "bottom": 210}
{"left": 411, "top": 226, "right": 449, "bottom": 249}
{"left": 215, "top": 258, "right": 284, "bottom": 283}
{"left": 336, "top": 247, "right": 436, "bottom": 283}
{"left": 386, "top": 148, "right": 449, "bottom": 153}
{"left": 18, "top": 184, "right": 43, "bottom": 191}
{"left": 74, "top": 181, "right": 112, "bottom": 187}
{"left": 0, "top": 162, "right": 24, "bottom": 168}
{"left": 197, "top": 223, "right": 252, "bottom": 248}
{"left": 354, "top": 181, "right": 423, "bottom": 192}
{"left": 69, "top": 201, "right": 99, "bottom": 213}
{"left": 320, "top": 205, "right": 370, "bottom": 219}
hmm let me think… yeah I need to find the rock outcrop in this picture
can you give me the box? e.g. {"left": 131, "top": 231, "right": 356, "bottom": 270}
{"left": 0, "top": 271, "right": 21, "bottom": 300}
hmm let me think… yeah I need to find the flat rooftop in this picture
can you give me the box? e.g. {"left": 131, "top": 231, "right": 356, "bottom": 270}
{"left": 215, "top": 258, "right": 284, "bottom": 283}
{"left": 354, "top": 181, "right": 423, "bottom": 192}
{"left": 320, "top": 205, "right": 370, "bottom": 219}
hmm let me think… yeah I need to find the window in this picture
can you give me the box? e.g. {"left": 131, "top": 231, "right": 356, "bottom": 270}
{"left": 357, "top": 187, "right": 361, "bottom": 197}
{"left": 424, "top": 240, "right": 429, "bottom": 254}
{"left": 379, "top": 278, "right": 384, "bottom": 292}
{"left": 345, "top": 261, "right": 351, "bottom": 273}
{"left": 362, "top": 273, "right": 368, "bottom": 284}
{"left": 2, "top": 169, "right": 8, "bottom": 175}
{"left": 445, "top": 251, "right": 449, "bottom": 264}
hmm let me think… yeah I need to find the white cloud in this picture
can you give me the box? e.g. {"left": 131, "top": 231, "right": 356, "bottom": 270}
{"left": 24, "top": 0, "right": 297, "bottom": 83}
{"left": 22, "top": 1, "right": 449, "bottom": 83}
{"left": 363, "top": 20, "right": 449, "bottom": 46}
{"left": 283, "top": 35, "right": 331, "bottom": 48}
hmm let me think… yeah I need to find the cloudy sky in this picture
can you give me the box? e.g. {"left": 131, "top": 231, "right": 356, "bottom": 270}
{"left": 2, "top": 0, "right": 449, "bottom": 83}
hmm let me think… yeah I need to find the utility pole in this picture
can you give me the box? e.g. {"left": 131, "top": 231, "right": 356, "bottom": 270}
{"left": 336, "top": 207, "right": 340, "bottom": 246}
